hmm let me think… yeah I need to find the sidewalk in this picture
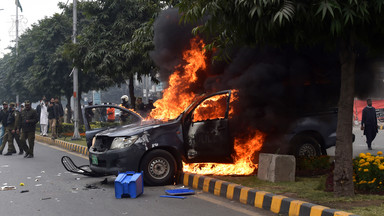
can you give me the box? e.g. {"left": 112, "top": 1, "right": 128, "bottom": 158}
{"left": 36, "top": 134, "right": 358, "bottom": 216}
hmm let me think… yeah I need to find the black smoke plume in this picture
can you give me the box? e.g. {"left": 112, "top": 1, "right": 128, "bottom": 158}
{"left": 151, "top": 8, "right": 379, "bottom": 145}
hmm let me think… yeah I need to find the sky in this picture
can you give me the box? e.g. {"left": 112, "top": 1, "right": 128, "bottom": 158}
{"left": 0, "top": 0, "right": 66, "bottom": 57}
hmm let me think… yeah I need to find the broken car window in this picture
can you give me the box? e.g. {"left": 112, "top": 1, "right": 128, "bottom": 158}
{"left": 192, "top": 93, "right": 229, "bottom": 122}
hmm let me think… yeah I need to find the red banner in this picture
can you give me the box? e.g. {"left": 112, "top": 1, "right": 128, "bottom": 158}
{"left": 353, "top": 99, "right": 384, "bottom": 121}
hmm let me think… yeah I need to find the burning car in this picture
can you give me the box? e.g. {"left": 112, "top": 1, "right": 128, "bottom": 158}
{"left": 83, "top": 90, "right": 234, "bottom": 185}
{"left": 79, "top": 89, "right": 338, "bottom": 186}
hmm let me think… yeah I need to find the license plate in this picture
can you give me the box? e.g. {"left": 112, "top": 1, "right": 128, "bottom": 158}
{"left": 91, "top": 155, "right": 98, "bottom": 165}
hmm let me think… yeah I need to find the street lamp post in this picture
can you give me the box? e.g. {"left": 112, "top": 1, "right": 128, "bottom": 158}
{"left": 72, "top": 0, "right": 80, "bottom": 140}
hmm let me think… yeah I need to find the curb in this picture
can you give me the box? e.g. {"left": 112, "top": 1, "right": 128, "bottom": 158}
{"left": 180, "top": 172, "right": 358, "bottom": 216}
{"left": 35, "top": 135, "right": 89, "bottom": 157}
{"left": 35, "top": 135, "right": 358, "bottom": 216}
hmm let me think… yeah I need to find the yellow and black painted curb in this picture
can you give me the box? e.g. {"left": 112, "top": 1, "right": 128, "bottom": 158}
{"left": 35, "top": 135, "right": 89, "bottom": 157}
{"left": 379, "top": 125, "right": 384, "bottom": 130}
{"left": 180, "top": 172, "right": 358, "bottom": 216}
{"left": 35, "top": 135, "right": 357, "bottom": 216}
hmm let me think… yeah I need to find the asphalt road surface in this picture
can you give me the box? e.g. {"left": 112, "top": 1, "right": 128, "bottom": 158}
{"left": 0, "top": 141, "right": 274, "bottom": 216}
{"left": 327, "top": 126, "right": 384, "bottom": 158}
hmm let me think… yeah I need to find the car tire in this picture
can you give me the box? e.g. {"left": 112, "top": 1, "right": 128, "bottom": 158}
{"left": 291, "top": 135, "right": 321, "bottom": 157}
{"left": 140, "top": 149, "right": 177, "bottom": 186}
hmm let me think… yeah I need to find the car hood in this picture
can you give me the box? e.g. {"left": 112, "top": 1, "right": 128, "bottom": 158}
{"left": 96, "top": 120, "right": 179, "bottom": 137}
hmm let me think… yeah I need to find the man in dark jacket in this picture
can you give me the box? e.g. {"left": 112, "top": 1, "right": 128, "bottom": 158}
{"left": 19, "top": 100, "right": 38, "bottom": 158}
{"left": 361, "top": 99, "right": 378, "bottom": 150}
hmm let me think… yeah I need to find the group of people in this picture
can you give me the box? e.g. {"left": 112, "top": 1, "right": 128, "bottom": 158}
{"left": 0, "top": 101, "right": 38, "bottom": 158}
{"left": 0, "top": 96, "right": 64, "bottom": 158}
{"left": 85, "top": 95, "right": 155, "bottom": 124}
{"left": 36, "top": 97, "right": 64, "bottom": 139}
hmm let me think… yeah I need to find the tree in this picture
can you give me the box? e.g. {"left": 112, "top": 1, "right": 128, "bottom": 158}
{"left": 178, "top": 0, "right": 384, "bottom": 196}
{"left": 71, "top": 0, "right": 161, "bottom": 106}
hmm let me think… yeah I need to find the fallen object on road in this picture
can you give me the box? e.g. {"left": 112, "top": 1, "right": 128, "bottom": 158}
{"left": 114, "top": 171, "right": 144, "bottom": 199}
{"left": 165, "top": 189, "right": 195, "bottom": 196}
{"left": 0, "top": 186, "right": 16, "bottom": 191}
{"left": 160, "top": 195, "right": 186, "bottom": 199}
{"left": 61, "top": 156, "right": 104, "bottom": 177}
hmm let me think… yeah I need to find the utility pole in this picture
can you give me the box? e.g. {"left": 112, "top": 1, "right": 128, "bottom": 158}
{"left": 72, "top": 0, "right": 80, "bottom": 140}
{"left": 15, "top": 4, "right": 19, "bottom": 107}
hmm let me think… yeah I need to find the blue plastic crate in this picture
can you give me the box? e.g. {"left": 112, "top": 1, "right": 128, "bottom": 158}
{"left": 114, "top": 171, "right": 144, "bottom": 199}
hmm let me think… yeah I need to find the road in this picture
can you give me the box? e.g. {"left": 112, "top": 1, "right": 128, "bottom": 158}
{"left": 327, "top": 125, "right": 384, "bottom": 158}
{"left": 0, "top": 141, "right": 274, "bottom": 216}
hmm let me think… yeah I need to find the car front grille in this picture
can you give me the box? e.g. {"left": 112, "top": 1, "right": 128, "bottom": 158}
{"left": 92, "top": 136, "right": 114, "bottom": 152}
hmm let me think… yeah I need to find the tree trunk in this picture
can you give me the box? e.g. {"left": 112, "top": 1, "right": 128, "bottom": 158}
{"left": 128, "top": 74, "right": 136, "bottom": 109}
{"left": 334, "top": 40, "right": 356, "bottom": 196}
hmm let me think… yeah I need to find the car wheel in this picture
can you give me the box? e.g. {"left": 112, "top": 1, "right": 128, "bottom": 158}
{"left": 140, "top": 149, "right": 177, "bottom": 186}
{"left": 292, "top": 135, "right": 321, "bottom": 157}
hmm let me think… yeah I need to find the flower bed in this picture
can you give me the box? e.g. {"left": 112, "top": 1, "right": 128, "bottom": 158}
{"left": 353, "top": 151, "right": 384, "bottom": 192}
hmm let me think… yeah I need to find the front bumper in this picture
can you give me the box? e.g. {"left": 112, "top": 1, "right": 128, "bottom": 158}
{"left": 89, "top": 144, "right": 146, "bottom": 175}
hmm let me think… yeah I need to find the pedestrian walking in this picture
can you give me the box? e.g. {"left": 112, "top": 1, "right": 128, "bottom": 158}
{"left": 361, "top": 98, "right": 378, "bottom": 150}
{"left": 40, "top": 100, "right": 49, "bottom": 136}
{"left": 19, "top": 100, "right": 38, "bottom": 158}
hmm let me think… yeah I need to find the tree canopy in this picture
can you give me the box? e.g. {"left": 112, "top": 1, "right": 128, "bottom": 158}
{"left": 178, "top": 0, "right": 384, "bottom": 196}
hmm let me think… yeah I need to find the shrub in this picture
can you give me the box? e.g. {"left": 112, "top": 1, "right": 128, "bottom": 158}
{"left": 296, "top": 155, "right": 331, "bottom": 171}
{"left": 353, "top": 151, "right": 384, "bottom": 192}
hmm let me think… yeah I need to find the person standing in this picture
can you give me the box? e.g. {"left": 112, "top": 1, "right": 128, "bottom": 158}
{"left": 19, "top": 100, "right": 38, "bottom": 158}
{"left": 0, "top": 102, "right": 21, "bottom": 155}
{"left": 36, "top": 96, "right": 46, "bottom": 135}
{"left": 107, "top": 105, "right": 115, "bottom": 122}
{"left": 40, "top": 100, "right": 49, "bottom": 136}
{"left": 119, "top": 95, "right": 130, "bottom": 125}
{"left": 55, "top": 97, "right": 64, "bottom": 137}
{"left": 0, "top": 102, "right": 8, "bottom": 153}
{"left": 361, "top": 98, "right": 378, "bottom": 150}
{"left": 48, "top": 98, "right": 58, "bottom": 139}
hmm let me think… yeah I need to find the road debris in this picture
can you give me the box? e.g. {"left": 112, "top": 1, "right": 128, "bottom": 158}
{"left": 35, "top": 184, "right": 42, "bottom": 187}
{"left": 101, "top": 178, "right": 108, "bottom": 184}
{"left": 0, "top": 186, "right": 16, "bottom": 191}
{"left": 160, "top": 195, "right": 186, "bottom": 199}
{"left": 41, "top": 197, "right": 51, "bottom": 200}
{"left": 165, "top": 189, "right": 195, "bottom": 196}
{"left": 84, "top": 184, "right": 99, "bottom": 190}
{"left": 19, "top": 183, "right": 24, "bottom": 186}
{"left": 20, "top": 190, "right": 29, "bottom": 193}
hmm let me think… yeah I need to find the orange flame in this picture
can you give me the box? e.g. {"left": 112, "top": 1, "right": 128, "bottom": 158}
{"left": 148, "top": 38, "right": 206, "bottom": 120}
{"left": 148, "top": 36, "right": 264, "bottom": 175}
{"left": 183, "top": 131, "right": 265, "bottom": 175}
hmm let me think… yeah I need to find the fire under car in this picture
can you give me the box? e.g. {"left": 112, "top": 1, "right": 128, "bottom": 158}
{"left": 62, "top": 90, "right": 339, "bottom": 186}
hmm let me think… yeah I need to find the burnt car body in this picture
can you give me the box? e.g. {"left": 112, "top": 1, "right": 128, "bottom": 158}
{"left": 83, "top": 90, "right": 338, "bottom": 185}
{"left": 83, "top": 90, "right": 233, "bottom": 185}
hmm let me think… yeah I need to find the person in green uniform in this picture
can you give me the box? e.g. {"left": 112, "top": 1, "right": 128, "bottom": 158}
{"left": 1, "top": 102, "right": 20, "bottom": 155}
{"left": 0, "top": 102, "right": 9, "bottom": 154}
{"left": 19, "top": 100, "right": 38, "bottom": 158}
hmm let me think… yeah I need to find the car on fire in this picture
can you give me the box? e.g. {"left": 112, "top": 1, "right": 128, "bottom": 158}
{"left": 82, "top": 90, "right": 338, "bottom": 185}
